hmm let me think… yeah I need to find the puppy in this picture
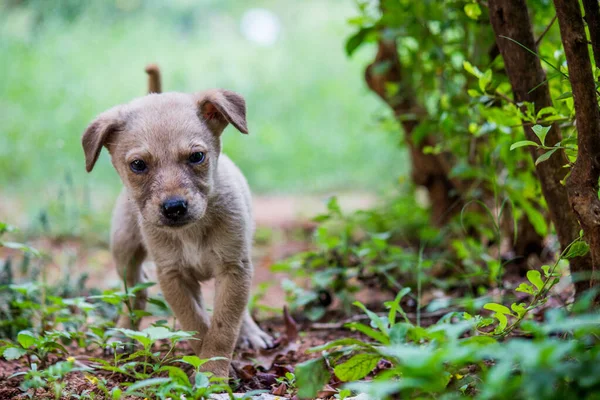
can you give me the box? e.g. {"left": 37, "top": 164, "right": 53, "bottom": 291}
{"left": 81, "top": 77, "right": 273, "bottom": 377}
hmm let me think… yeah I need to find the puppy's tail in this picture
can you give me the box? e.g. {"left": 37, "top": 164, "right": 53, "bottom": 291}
{"left": 145, "top": 64, "right": 162, "bottom": 94}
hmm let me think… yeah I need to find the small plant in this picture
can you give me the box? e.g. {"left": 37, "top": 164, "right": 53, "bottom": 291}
{"left": 90, "top": 325, "right": 194, "bottom": 379}
{"left": 473, "top": 236, "right": 589, "bottom": 337}
{"left": 12, "top": 359, "right": 78, "bottom": 400}
{"left": 1, "top": 329, "right": 74, "bottom": 368}
{"left": 273, "top": 371, "right": 297, "bottom": 396}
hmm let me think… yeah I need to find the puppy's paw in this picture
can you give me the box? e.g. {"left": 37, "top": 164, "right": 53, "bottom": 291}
{"left": 237, "top": 324, "right": 274, "bottom": 350}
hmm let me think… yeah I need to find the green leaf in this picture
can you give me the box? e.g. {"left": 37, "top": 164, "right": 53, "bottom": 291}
{"left": 0, "top": 241, "right": 40, "bottom": 256}
{"left": 516, "top": 283, "right": 535, "bottom": 294}
{"left": 483, "top": 303, "right": 513, "bottom": 316}
{"left": 464, "top": 3, "right": 482, "bottom": 20}
{"left": 532, "top": 125, "right": 551, "bottom": 146}
{"left": 542, "top": 265, "right": 551, "bottom": 277}
{"left": 146, "top": 297, "right": 169, "bottom": 310}
{"left": 111, "top": 387, "right": 122, "bottom": 400}
{"left": 556, "top": 91, "right": 573, "bottom": 100}
{"left": 195, "top": 372, "right": 210, "bottom": 388}
{"left": 468, "top": 89, "right": 481, "bottom": 97}
{"left": 345, "top": 27, "right": 373, "bottom": 57}
{"left": 563, "top": 241, "right": 590, "bottom": 259}
{"left": 17, "top": 331, "right": 36, "bottom": 349}
{"left": 460, "top": 336, "right": 498, "bottom": 346}
{"left": 511, "top": 303, "right": 527, "bottom": 318}
{"left": 125, "top": 378, "right": 171, "bottom": 393}
{"left": 130, "top": 282, "right": 156, "bottom": 293}
{"left": 492, "top": 312, "right": 508, "bottom": 333}
{"left": 144, "top": 326, "right": 169, "bottom": 340}
{"left": 510, "top": 140, "right": 539, "bottom": 151}
{"left": 526, "top": 270, "right": 544, "bottom": 292}
{"left": 535, "top": 148, "right": 558, "bottom": 165}
{"left": 386, "top": 287, "right": 411, "bottom": 326}
{"left": 296, "top": 358, "right": 331, "bottom": 399}
{"left": 326, "top": 196, "right": 342, "bottom": 216}
{"left": 536, "top": 107, "right": 556, "bottom": 119}
{"left": 334, "top": 353, "right": 380, "bottom": 382}
{"left": 180, "top": 355, "right": 204, "bottom": 368}
{"left": 178, "top": 355, "right": 226, "bottom": 369}
{"left": 113, "top": 329, "right": 151, "bottom": 348}
{"left": 478, "top": 69, "right": 492, "bottom": 92}
{"left": 3, "top": 347, "right": 27, "bottom": 360}
{"left": 463, "top": 61, "right": 482, "bottom": 78}
{"left": 156, "top": 366, "right": 190, "bottom": 386}
{"left": 353, "top": 301, "right": 388, "bottom": 336}
{"left": 309, "top": 338, "right": 375, "bottom": 353}
{"left": 346, "top": 322, "right": 390, "bottom": 345}
{"left": 388, "top": 323, "right": 411, "bottom": 344}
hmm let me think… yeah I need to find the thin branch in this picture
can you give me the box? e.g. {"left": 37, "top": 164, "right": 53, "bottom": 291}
{"left": 535, "top": 15, "right": 557, "bottom": 47}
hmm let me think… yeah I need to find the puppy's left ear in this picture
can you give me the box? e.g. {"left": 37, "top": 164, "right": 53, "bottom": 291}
{"left": 197, "top": 89, "right": 248, "bottom": 135}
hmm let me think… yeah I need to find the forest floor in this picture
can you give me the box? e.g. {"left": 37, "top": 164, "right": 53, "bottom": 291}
{"left": 0, "top": 194, "right": 382, "bottom": 399}
{"left": 0, "top": 193, "right": 578, "bottom": 399}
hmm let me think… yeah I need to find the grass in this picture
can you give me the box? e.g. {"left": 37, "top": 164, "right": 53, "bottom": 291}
{"left": 0, "top": 0, "right": 407, "bottom": 236}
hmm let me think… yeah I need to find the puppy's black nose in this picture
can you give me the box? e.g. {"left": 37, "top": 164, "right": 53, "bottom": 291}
{"left": 161, "top": 197, "right": 188, "bottom": 221}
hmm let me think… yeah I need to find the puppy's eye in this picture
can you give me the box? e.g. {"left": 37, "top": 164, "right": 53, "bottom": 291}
{"left": 130, "top": 159, "right": 148, "bottom": 173}
{"left": 188, "top": 152, "right": 205, "bottom": 165}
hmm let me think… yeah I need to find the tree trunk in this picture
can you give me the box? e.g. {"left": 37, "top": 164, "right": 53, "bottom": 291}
{"left": 488, "top": 0, "right": 593, "bottom": 295}
{"left": 554, "top": 0, "right": 600, "bottom": 293}
{"left": 583, "top": 0, "right": 600, "bottom": 68}
{"left": 365, "top": 40, "right": 463, "bottom": 226}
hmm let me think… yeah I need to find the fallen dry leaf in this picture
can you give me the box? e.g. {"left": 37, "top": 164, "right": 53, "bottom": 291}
{"left": 317, "top": 384, "right": 338, "bottom": 398}
{"left": 272, "top": 382, "right": 287, "bottom": 396}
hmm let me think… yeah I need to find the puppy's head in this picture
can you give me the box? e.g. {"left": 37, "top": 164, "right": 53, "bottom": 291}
{"left": 82, "top": 90, "right": 248, "bottom": 228}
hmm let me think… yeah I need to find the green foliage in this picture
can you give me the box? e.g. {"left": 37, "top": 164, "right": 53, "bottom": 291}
{"left": 0, "top": 223, "right": 100, "bottom": 338}
{"left": 1, "top": 330, "right": 75, "bottom": 368}
{"left": 2, "top": 322, "right": 234, "bottom": 399}
{"left": 296, "top": 294, "right": 600, "bottom": 399}
{"left": 273, "top": 195, "right": 434, "bottom": 320}
{"left": 274, "top": 371, "right": 297, "bottom": 396}
{"left": 344, "top": 0, "right": 578, "bottom": 249}
{"left": 11, "top": 360, "right": 78, "bottom": 400}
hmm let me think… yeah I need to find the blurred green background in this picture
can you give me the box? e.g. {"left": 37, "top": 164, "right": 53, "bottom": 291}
{"left": 0, "top": 0, "right": 406, "bottom": 235}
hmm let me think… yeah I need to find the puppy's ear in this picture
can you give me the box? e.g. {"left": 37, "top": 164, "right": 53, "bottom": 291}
{"left": 197, "top": 89, "right": 248, "bottom": 135}
{"left": 81, "top": 108, "right": 124, "bottom": 172}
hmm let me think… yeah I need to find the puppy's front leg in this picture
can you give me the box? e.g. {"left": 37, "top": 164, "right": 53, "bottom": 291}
{"left": 157, "top": 268, "right": 210, "bottom": 355}
{"left": 199, "top": 263, "right": 251, "bottom": 377}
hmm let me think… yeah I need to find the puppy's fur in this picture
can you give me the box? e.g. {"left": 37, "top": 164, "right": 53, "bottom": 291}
{"left": 82, "top": 81, "right": 272, "bottom": 377}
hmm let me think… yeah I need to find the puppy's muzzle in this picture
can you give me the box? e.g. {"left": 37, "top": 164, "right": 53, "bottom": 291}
{"left": 161, "top": 197, "right": 189, "bottom": 225}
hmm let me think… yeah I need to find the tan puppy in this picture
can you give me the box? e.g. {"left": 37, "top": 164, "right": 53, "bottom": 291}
{"left": 81, "top": 83, "right": 273, "bottom": 377}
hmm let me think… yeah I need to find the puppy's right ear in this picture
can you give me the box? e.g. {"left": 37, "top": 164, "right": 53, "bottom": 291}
{"left": 81, "top": 109, "right": 124, "bottom": 172}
